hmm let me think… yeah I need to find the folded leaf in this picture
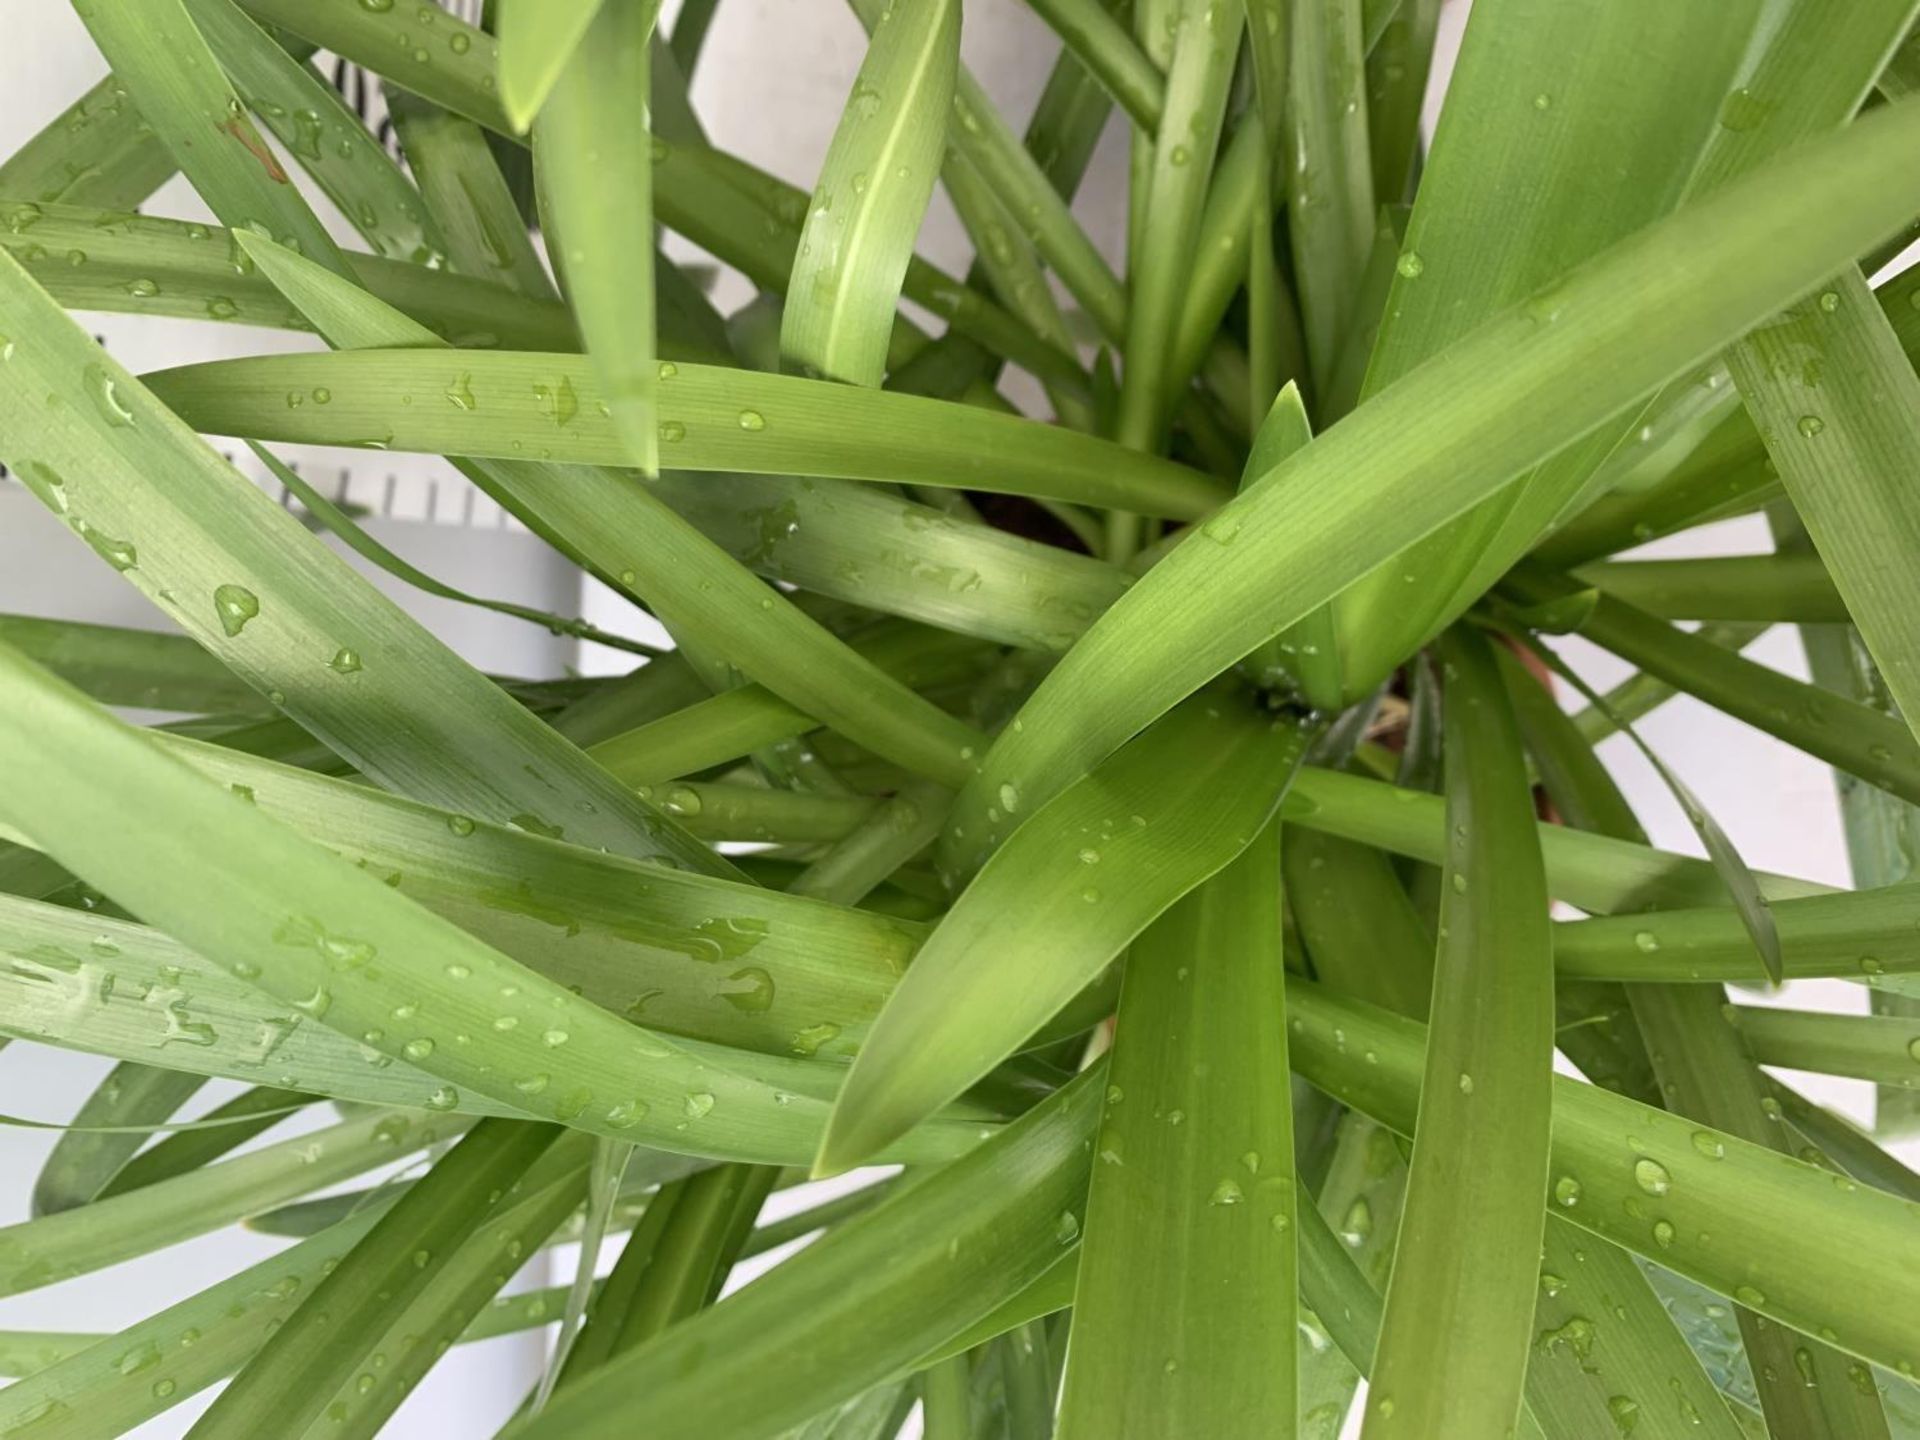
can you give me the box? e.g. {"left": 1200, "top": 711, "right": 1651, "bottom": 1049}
{"left": 783, "top": 0, "right": 958, "bottom": 387}
{"left": 536, "top": 0, "right": 664, "bottom": 468}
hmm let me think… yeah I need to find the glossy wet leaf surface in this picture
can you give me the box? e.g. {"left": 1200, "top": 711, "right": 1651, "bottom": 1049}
{"left": 4, "top": 4, "right": 1920, "bottom": 1437}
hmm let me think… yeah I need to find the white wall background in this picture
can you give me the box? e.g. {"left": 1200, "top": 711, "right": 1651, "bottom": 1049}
{"left": 2, "top": 1, "right": 1912, "bottom": 1436}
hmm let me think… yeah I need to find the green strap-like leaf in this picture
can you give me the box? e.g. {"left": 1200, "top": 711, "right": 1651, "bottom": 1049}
{"left": 0, "top": 727, "right": 991, "bottom": 1100}
{"left": 657, "top": 139, "right": 1092, "bottom": 394}
{"left": 245, "top": 1145, "right": 710, "bottom": 1242}
{"left": 0, "top": 613, "right": 266, "bottom": 714}
{"left": 233, "top": 0, "right": 511, "bottom": 133}
{"left": 1496, "top": 646, "right": 1666, "bottom": 1102}
{"left": 1361, "top": 628, "right": 1553, "bottom": 1440}
{"left": 0, "top": 74, "right": 173, "bottom": 208}
{"left": 563, "top": 1161, "right": 780, "bottom": 1379}
{"left": 787, "top": 778, "right": 950, "bottom": 908}
{"left": 100, "top": 1085, "right": 312, "bottom": 1197}
{"left": 644, "top": 466, "right": 1130, "bottom": 654}
{"left": 1504, "top": 627, "right": 1891, "bottom": 1434}
{"left": 818, "top": 693, "right": 1308, "bottom": 1171}
{"left": 537, "top": 0, "right": 664, "bottom": 468}
{"left": 1531, "top": 402, "right": 1779, "bottom": 569}
{"left": 1568, "top": 621, "right": 1770, "bottom": 745}
{"left": 1318, "top": 207, "right": 1406, "bottom": 422}
{"left": 588, "top": 684, "right": 839, "bottom": 787}
{"left": 1285, "top": 708, "right": 1733, "bottom": 1440}
{"left": 31, "top": 1062, "right": 207, "bottom": 1217}
{"left": 1774, "top": 503, "right": 1920, "bottom": 1143}
{"left": 1516, "top": 628, "right": 1783, "bottom": 983}
{"left": 668, "top": 0, "right": 722, "bottom": 77}
{"left": 1722, "top": 1007, "right": 1920, "bottom": 1104}
{"left": 530, "top": 1139, "right": 640, "bottom": 1409}
{"left": 1286, "top": 0, "right": 1374, "bottom": 398}
{"left": 930, "top": 51, "right": 1127, "bottom": 349}
{"left": 69, "top": 0, "right": 352, "bottom": 280}
{"left": 249, "top": 443, "right": 657, "bottom": 658}
{"left": 1566, "top": 591, "right": 1920, "bottom": 810}
{"left": 1166, "top": 127, "right": 1275, "bottom": 423}
{"left": 937, "top": 137, "right": 1092, "bottom": 431}
{"left": 1021, "top": 0, "right": 1163, "bottom": 130}
{"left": 1284, "top": 826, "right": 1432, "bottom": 1019}
{"left": 226, "top": 233, "right": 990, "bottom": 786}
{"left": 386, "top": 87, "right": 559, "bottom": 298}
{"left": 882, "top": 18, "right": 1254, "bottom": 447}
{"left": 0, "top": 242, "right": 721, "bottom": 874}
{"left": 230, "top": 0, "right": 1109, "bottom": 405}
{"left": 143, "top": 723, "right": 922, "bottom": 1056}
{"left": 1246, "top": 383, "right": 1334, "bottom": 697}
{"left": 0, "top": 641, "right": 976, "bottom": 1165}
{"left": 920, "top": 1353, "right": 972, "bottom": 1436}
{"left": 0, "top": 1141, "right": 597, "bottom": 1436}
{"left": 1283, "top": 765, "right": 1831, "bottom": 915}
{"left": 0, "top": 1107, "right": 458, "bottom": 1300}
{"left": 144, "top": 347, "right": 1223, "bottom": 518}
{"left": 184, "top": 0, "right": 449, "bottom": 266}
{"left": 298, "top": 1142, "right": 595, "bottom": 1440}
{"left": 784, "top": 0, "right": 959, "bottom": 388}
{"left": 189, "top": 1119, "right": 560, "bottom": 1438}
{"left": 497, "top": 0, "right": 610, "bottom": 131}
{"left": 1576, "top": 554, "right": 1849, "bottom": 623}
{"left": 1767, "top": 1081, "right": 1920, "bottom": 1202}
{"left": 1287, "top": 976, "right": 1920, "bottom": 1382}
{"left": 1526, "top": 1218, "right": 1749, "bottom": 1440}
{"left": 0, "top": 1204, "right": 393, "bottom": 1435}
{"left": 1687, "top": 0, "right": 1920, "bottom": 781}
{"left": 1364, "top": 0, "right": 1439, "bottom": 206}
{"left": 1554, "top": 884, "right": 1920, "bottom": 985}
{"left": 200, "top": 9, "right": 1075, "bottom": 384}
{"left": 0, "top": 1331, "right": 94, "bottom": 1380}
{"left": 1731, "top": 275, "right": 1920, "bottom": 735}
{"left": 0, "top": 201, "right": 575, "bottom": 349}
{"left": 1525, "top": 0, "right": 1917, "bottom": 593}
{"left": 0, "top": 896, "right": 520, "bottom": 1113}
{"left": 499, "top": 1068, "right": 1102, "bottom": 1440}
{"left": 936, "top": 97, "right": 1920, "bottom": 880}
{"left": 1111, "top": 0, "right": 1240, "bottom": 473}
{"left": 1058, "top": 821, "right": 1297, "bottom": 1437}
{"left": 0, "top": 795, "right": 970, "bottom": 1137}
{"left": 1324, "top": 0, "right": 1762, "bottom": 703}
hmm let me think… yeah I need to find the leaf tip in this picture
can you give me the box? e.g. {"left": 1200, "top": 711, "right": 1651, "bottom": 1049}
{"left": 812, "top": 1083, "right": 897, "bottom": 1179}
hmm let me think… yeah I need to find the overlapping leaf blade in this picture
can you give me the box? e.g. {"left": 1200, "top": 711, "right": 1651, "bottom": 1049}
{"left": 5, "top": 1, "right": 1920, "bottom": 1436}
{"left": 0, "top": 640, "right": 978, "bottom": 1165}
{"left": 938, "top": 97, "right": 1920, "bottom": 878}
{"left": 0, "top": 241, "right": 721, "bottom": 873}
{"left": 1321, "top": 0, "right": 1763, "bottom": 703}
{"left": 1287, "top": 978, "right": 1920, "bottom": 1380}
{"left": 70, "top": 0, "right": 351, "bottom": 278}
{"left": 501, "top": 1070, "right": 1103, "bottom": 1440}
{"left": 818, "top": 694, "right": 1308, "bottom": 1170}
